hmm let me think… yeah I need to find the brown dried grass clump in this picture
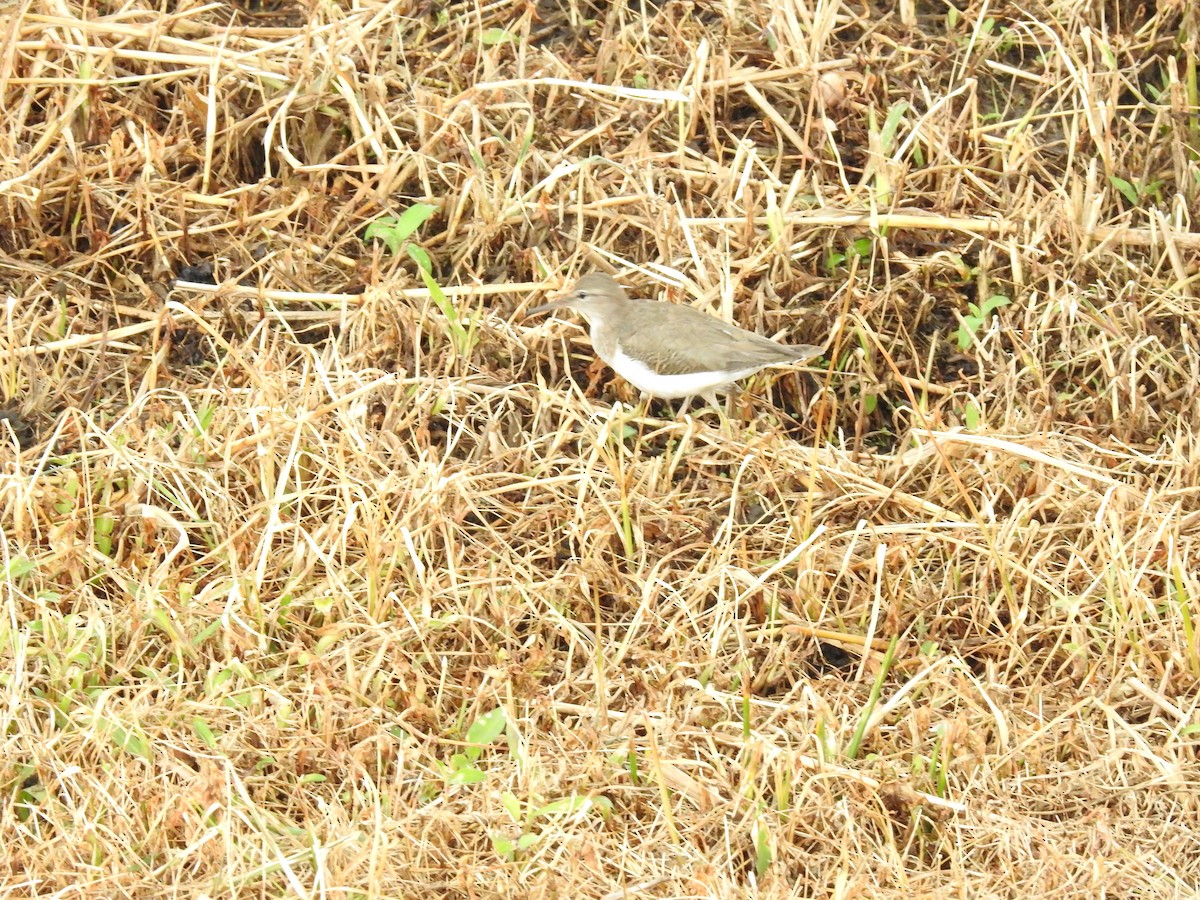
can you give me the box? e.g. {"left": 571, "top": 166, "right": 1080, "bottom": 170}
{"left": 2, "top": 0, "right": 1200, "bottom": 896}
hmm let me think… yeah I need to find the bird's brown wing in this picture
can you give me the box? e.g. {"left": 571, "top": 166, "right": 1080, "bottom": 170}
{"left": 619, "top": 301, "right": 820, "bottom": 375}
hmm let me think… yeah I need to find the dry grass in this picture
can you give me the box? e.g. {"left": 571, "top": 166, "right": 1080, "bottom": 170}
{"left": 2, "top": 0, "right": 1200, "bottom": 896}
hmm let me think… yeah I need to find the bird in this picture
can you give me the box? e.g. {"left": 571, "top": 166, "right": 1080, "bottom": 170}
{"left": 527, "top": 273, "right": 822, "bottom": 410}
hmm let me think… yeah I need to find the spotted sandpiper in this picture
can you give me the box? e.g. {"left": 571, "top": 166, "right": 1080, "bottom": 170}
{"left": 528, "top": 273, "right": 822, "bottom": 410}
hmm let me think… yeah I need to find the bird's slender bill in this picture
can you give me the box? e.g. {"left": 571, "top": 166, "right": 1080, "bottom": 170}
{"left": 525, "top": 295, "right": 573, "bottom": 317}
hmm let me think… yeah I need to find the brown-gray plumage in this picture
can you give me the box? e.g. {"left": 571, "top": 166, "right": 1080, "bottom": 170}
{"left": 528, "top": 273, "right": 822, "bottom": 404}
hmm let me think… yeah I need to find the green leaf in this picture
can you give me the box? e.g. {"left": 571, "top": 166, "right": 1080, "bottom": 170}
{"left": 363, "top": 221, "right": 401, "bottom": 255}
{"left": 1109, "top": 176, "right": 1138, "bottom": 205}
{"left": 388, "top": 203, "right": 437, "bottom": 243}
{"left": 879, "top": 101, "right": 909, "bottom": 154}
{"left": 95, "top": 516, "right": 115, "bottom": 556}
{"left": 963, "top": 401, "right": 981, "bottom": 430}
{"left": 533, "top": 795, "right": 589, "bottom": 819}
{"left": 369, "top": 229, "right": 399, "bottom": 254}
{"left": 847, "top": 636, "right": 898, "bottom": 759}
{"left": 492, "top": 835, "right": 515, "bottom": 859}
{"left": 192, "top": 717, "right": 218, "bottom": 749}
{"left": 480, "top": 27, "right": 516, "bottom": 45}
{"left": 466, "top": 707, "right": 507, "bottom": 747}
{"left": 517, "top": 833, "right": 539, "bottom": 851}
{"left": 103, "top": 719, "right": 151, "bottom": 760}
{"left": 410, "top": 245, "right": 469, "bottom": 356}
{"left": 955, "top": 323, "right": 974, "bottom": 350}
{"left": 979, "top": 294, "right": 1011, "bottom": 317}
{"left": 449, "top": 764, "right": 487, "bottom": 785}
{"left": 754, "top": 822, "right": 772, "bottom": 877}
{"left": 363, "top": 204, "right": 437, "bottom": 254}
{"left": 408, "top": 244, "right": 453, "bottom": 328}
{"left": 500, "top": 791, "right": 522, "bottom": 822}
{"left": 3, "top": 557, "right": 36, "bottom": 579}
{"left": 197, "top": 403, "right": 215, "bottom": 432}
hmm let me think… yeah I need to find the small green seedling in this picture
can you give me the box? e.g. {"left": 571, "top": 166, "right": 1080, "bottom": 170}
{"left": 825, "top": 236, "right": 872, "bottom": 272}
{"left": 955, "top": 294, "right": 1011, "bottom": 350}
{"left": 365, "top": 204, "right": 478, "bottom": 357}
{"left": 363, "top": 203, "right": 436, "bottom": 255}
{"left": 492, "top": 791, "right": 613, "bottom": 861}
{"left": 433, "top": 706, "right": 507, "bottom": 788}
{"left": 1110, "top": 175, "right": 1165, "bottom": 207}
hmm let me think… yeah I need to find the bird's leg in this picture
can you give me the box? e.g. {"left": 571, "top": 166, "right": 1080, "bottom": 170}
{"left": 631, "top": 392, "right": 653, "bottom": 439}
{"left": 725, "top": 388, "right": 738, "bottom": 420}
{"left": 709, "top": 391, "right": 737, "bottom": 431}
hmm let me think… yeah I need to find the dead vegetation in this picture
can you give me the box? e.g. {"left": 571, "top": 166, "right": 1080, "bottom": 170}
{"left": 2, "top": 0, "right": 1199, "bottom": 896}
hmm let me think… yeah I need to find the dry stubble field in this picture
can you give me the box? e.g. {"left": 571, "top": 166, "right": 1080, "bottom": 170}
{"left": 2, "top": 0, "right": 1200, "bottom": 896}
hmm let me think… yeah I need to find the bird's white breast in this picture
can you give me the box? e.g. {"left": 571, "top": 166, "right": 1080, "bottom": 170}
{"left": 608, "top": 347, "right": 761, "bottom": 399}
